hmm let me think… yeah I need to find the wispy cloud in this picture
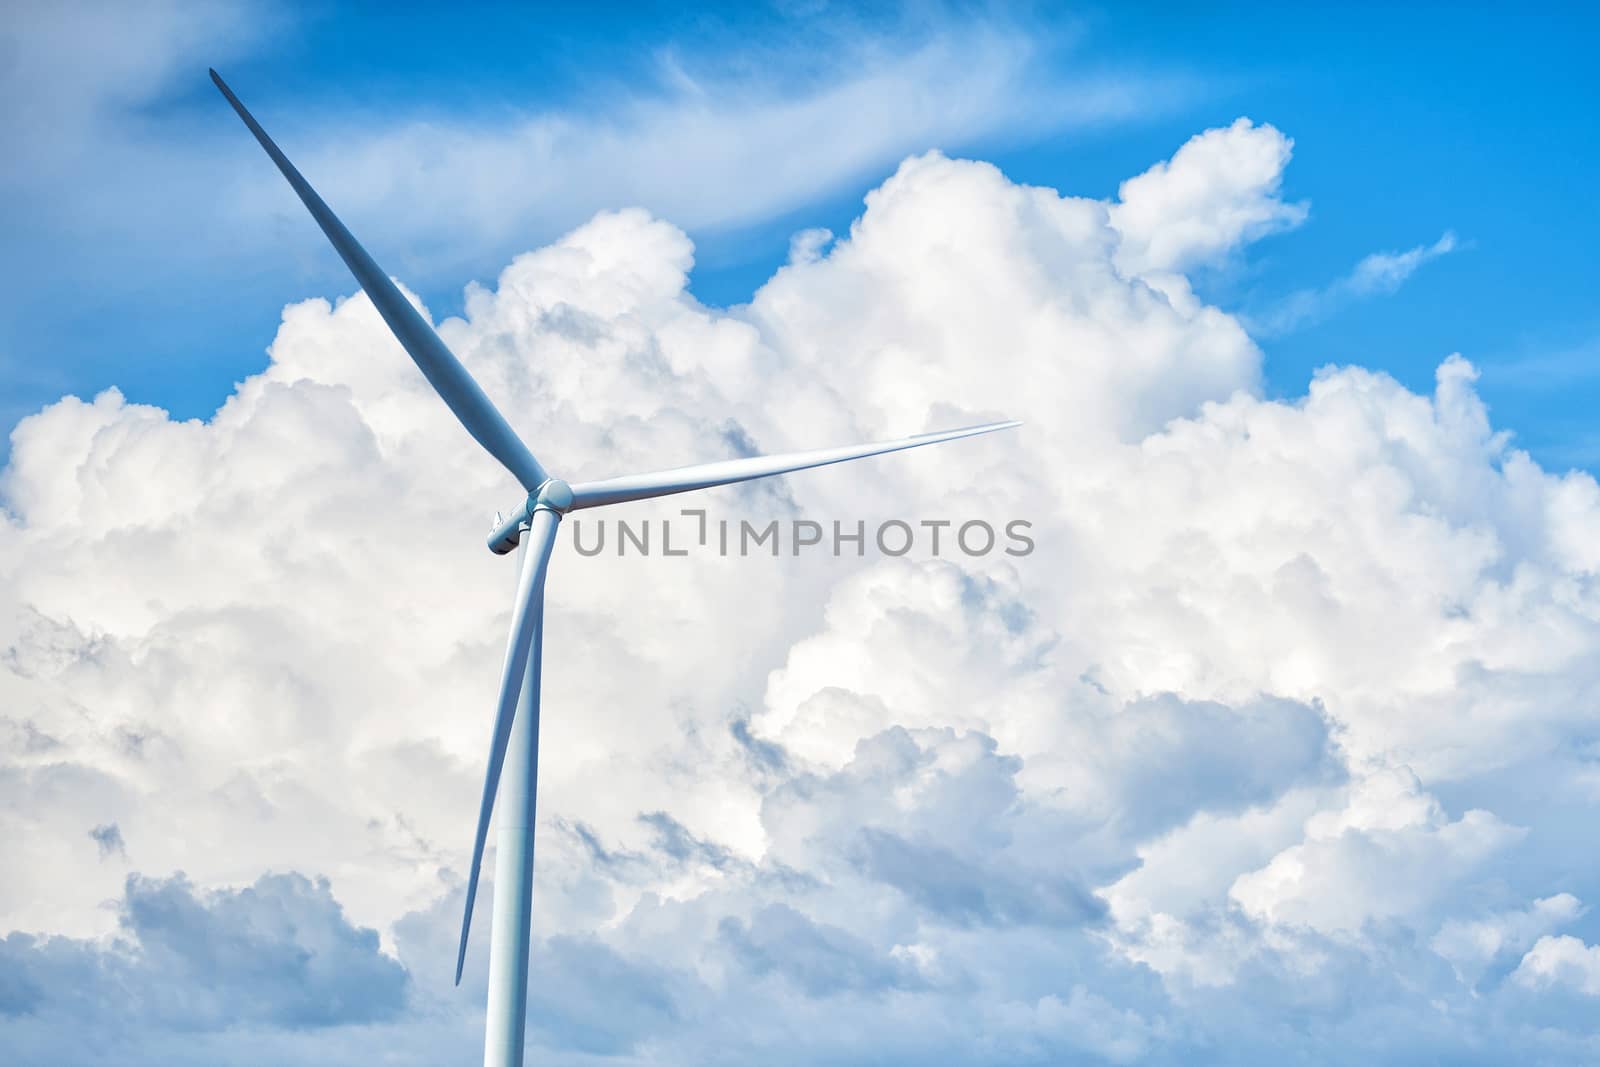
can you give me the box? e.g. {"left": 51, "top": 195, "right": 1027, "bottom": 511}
{"left": 3, "top": 6, "right": 1187, "bottom": 287}
{"left": 223, "top": 25, "right": 1187, "bottom": 282}
{"left": 1480, "top": 334, "right": 1600, "bottom": 391}
{"left": 1247, "top": 230, "right": 1459, "bottom": 336}
{"left": 89, "top": 823, "right": 127, "bottom": 860}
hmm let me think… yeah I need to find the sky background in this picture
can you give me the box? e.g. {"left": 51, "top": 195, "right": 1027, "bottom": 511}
{"left": 5, "top": 3, "right": 1598, "bottom": 467}
{"left": 6, "top": 2, "right": 1600, "bottom": 1065}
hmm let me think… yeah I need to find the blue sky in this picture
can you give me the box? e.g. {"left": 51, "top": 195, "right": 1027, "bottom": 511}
{"left": 5, "top": 3, "right": 1598, "bottom": 467}
{"left": 9, "top": 5, "right": 1600, "bottom": 1065}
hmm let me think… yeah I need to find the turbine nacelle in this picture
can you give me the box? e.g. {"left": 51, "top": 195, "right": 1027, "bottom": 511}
{"left": 487, "top": 478, "right": 576, "bottom": 554}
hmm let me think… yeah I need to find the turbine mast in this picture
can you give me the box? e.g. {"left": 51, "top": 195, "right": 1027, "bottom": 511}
{"left": 482, "top": 520, "right": 552, "bottom": 1067}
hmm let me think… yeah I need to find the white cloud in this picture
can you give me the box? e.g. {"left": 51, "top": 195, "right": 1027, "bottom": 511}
{"left": 289, "top": 28, "right": 1160, "bottom": 266}
{"left": 1251, "top": 231, "right": 1460, "bottom": 336}
{"left": 1514, "top": 934, "right": 1600, "bottom": 996}
{"left": 1109, "top": 117, "right": 1308, "bottom": 277}
{"left": 1347, "top": 231, "right": 1460, "bottom": 294}
{"left": 0, "top": 0, "right": 267, "bottom": 178}
{"left": 4, "top": 116, "right": 1600, "bottom": 1062}
{"left": 1228, "top": 768, "right": 1524, "bottom": 936}
{"left": 1432, "top": 893, "right": 1584, "bottom": 986}
{"left": 2, "top": 5, "right": 1181, "bottom": 302}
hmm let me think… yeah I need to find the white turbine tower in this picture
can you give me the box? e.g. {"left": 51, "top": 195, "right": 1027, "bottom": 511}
{"left": 211, "top": 69, "right": 1018, "bottom": 1067}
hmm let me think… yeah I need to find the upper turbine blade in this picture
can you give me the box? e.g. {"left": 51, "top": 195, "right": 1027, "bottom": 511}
{"left": 209, "top": 69, "right": 550, "bottom": 493}
{"left": 566, "top": 420, "right": 1021, "bottom": 511}
{"left": 456, "top": 507, "right": 560, "bottom": 985}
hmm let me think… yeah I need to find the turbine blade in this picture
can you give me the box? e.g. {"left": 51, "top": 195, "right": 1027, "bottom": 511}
{"left": 456, "top": 508, "right": 560, "bottom": 985}
{"left": 209, "top": 69, "right": 550, "bottom": 493}
{"left": 566, "top": 420, "right": 1020, "bottom": 510}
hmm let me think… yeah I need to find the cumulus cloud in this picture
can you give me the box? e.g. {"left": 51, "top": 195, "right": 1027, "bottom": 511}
{"left": 1433, "top": 892, "right": 1584, "bottom": 987}
{"left": 1109, "top": 117, "right": 1308, "bottom": 276}
{"left": 1229, "top": 768, "right": 1524, "bottom": 936}
{"left": 1515, "top": 934, "right": 1600, "bottom": 996}
{"left": 0, "top": 872, "right": 405, "bottom": 1057}
{"left": 4, "top": 115, "right": 1600, "bottom": 1063}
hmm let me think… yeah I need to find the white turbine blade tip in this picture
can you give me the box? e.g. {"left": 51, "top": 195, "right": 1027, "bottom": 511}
{"left": 566, "top": 415, "right": 1019, "bottom": 510}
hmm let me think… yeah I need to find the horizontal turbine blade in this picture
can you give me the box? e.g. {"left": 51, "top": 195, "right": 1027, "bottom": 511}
{"left": 567, "top": 420, "right": 1020, "bottom": 511}
{"left": 456, "top": 507, "right": 560, "bottom": 985}
{"left": 209, "top": 69, "right": 550, "bottom": 493}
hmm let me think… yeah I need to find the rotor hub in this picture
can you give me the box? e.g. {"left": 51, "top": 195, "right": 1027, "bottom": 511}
{"left": 534, "top": 478, "right": 574, "bottom": 514}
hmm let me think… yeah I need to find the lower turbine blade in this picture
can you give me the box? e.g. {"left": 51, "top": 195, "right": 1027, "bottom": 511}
{"left": 456, "top": 508, "right": 560, "bottom": 984}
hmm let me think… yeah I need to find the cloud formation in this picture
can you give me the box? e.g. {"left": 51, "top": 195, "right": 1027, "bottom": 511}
{"left": 1250, "top": 230, "right": 1460, "bottom": 336}
{"left": 0, "top": 4, "right": 1175, "bottom": 329}
{"left": 4, "top": 114, "right": 1600, "bottom": 1064}
{"left": 0, "top": 872, "right": 405, "bottom": 1064}
{"left": 1110, "top": 117, "right": 1308, "bottom": 276}
{"left": 1516, "top": 934, "right": 1600, "bottom": 997}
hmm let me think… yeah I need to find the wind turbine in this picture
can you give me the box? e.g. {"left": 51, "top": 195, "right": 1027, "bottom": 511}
{"left": 210, "top": 69, "right": 1018, "bottom": 1067}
